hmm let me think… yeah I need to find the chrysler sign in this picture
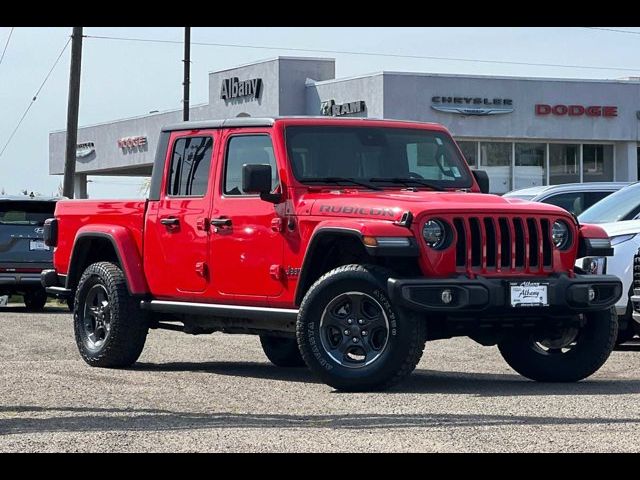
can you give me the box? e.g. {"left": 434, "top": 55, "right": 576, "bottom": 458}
{"left": 76, "top": 142, "right": 95, "bottom": 159}
{"left": 431, "top": 96, "right": 514, "bottom": 115}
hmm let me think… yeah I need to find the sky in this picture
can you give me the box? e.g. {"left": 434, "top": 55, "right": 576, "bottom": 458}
{"left": 1, "top": 26, "right": 639, "bottom": 199}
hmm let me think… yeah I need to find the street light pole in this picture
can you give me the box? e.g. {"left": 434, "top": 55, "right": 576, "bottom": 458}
{"left": 183, "top": 27, "right": 190, "bottom": 121}
{"left": 62, "top": 27, "right": 83, "bottom": 199}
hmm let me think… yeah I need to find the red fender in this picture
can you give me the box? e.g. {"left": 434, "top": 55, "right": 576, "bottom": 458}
{"left": 70, "top": 224, "right": 149, "bottom": 295}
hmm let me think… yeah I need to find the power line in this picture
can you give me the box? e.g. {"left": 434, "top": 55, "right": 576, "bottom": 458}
{"left": 84, "top": 33, "right": 640, "bottom": 74}
{"left": 0, "top": 37, "right": 71, "bottom": 158}
{"left": 584, "top": 27, "right": 640, "bottom": 36}
{"left": 0, "top": 27, "right": 14, "bottom": 68}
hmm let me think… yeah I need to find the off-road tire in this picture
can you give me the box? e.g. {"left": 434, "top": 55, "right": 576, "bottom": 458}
{"left": 24, "top": 288, "right": 47, "bottom": 311}
{"left": 260, "top": 335, "right": 306, "bottom": 367}
{"left": 296, "top": 264, "right": 426, "bottom": 392}
{"left": 74, "top": 261, "right": 148, "bottom": 368}
{"left": 498, "top": 307, "right": 618, "bottom": 382}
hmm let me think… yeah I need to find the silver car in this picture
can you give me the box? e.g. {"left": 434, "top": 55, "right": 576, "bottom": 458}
{"left": 503, "top": 182, "right": 629, "bottom": 216}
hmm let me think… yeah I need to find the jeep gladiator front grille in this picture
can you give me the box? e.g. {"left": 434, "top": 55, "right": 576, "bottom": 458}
{"left": 453, "top": 216, "right": 553, "bottom": 273}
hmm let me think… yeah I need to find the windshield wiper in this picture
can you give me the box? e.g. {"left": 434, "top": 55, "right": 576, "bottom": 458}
{"left": 369, "top": 177, "right": 446, "bottom": 192}
{"left": 301, "top": 177, "right": 382, "bottom": 191}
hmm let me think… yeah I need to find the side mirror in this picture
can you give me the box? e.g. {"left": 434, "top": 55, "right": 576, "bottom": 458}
{"left": 242, "top": 164, "right": 281, "bottom": 203}
{"left": 472, "top": 169, "right": 490, "bottom": 194}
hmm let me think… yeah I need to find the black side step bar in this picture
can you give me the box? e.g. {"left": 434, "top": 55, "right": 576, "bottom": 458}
{"left": 139, "top": 300, "right": 299, "bottom": 323}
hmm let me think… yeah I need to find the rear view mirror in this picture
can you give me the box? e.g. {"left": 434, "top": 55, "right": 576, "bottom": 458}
{"left": 472, "top": 170, "right": 490, "bottom": 194}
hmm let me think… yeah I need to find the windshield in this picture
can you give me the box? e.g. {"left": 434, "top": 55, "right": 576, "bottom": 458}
{"left": 578, "top": 183, "right": 640, "bottom": 224}
{"left": 0, "top": 201, "right": 55, "bottom": 226}
{"left": 285, "top": 126, "right": 473, "bottom": 189}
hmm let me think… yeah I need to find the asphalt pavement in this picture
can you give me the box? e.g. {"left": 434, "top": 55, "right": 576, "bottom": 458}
{"left": 1, "top": 306, "right": 639, "bottom": 452}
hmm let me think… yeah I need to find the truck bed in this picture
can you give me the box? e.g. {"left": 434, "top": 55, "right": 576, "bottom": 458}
{"left": 53, "top": 199, "right": 147, "bottom": 275}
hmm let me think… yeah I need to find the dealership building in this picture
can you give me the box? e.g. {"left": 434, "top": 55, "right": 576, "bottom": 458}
{"left": 49, "top": 56, "right": 640, "bottom": 196}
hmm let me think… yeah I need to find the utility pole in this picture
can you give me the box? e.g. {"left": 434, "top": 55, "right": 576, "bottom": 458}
{"left": 62, "top": 27, "right": 83, "bottom": 199}
{"left": 183, "top": 27, "right": 190, "bottom": 121}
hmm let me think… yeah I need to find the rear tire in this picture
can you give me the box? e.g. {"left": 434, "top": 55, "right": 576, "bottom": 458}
{"left": 297, "top": 264, "right": 426, "bottom": 392}
{"left": 260, "top": 335, "right": 306, "bottom": 367}
{"left": 24, "top": 289, "right": 47, "bottom": 311}
{"left": 498, "top": 307, "right": 618, "bottom": 382}
{"left": 74, "top": 261, "right": 148, "bottom": 368}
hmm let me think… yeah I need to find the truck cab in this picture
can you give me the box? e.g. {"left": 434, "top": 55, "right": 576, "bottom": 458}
{"left": 43, "top": 117, "right": 622, "bottom": 391}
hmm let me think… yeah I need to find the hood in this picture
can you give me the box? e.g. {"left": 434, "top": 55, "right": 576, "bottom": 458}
{"left": 593, "top": 219, "right": 640, "bottom": 237}
{"left": 300, "top": 189, "right": 571, "bottom": 220}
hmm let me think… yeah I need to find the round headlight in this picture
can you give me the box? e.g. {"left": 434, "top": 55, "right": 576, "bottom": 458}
{"left": 423, "top": 219, "right": 447, "bottom": 249}
{"left": 552, "top": 220, "right": 571, "bottom": 249}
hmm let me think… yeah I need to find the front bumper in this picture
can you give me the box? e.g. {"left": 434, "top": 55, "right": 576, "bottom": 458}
{"left": 388, "top": 273, "right": 622, "bottom": 315}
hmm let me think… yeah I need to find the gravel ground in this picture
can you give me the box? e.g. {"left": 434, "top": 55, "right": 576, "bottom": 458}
{"left": 1, "top": 306, "right": 639, "bottom": 452}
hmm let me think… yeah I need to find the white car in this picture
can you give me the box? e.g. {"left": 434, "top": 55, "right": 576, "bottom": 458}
{"left": 577, "top": 183, "right": 640, "bottom": 343}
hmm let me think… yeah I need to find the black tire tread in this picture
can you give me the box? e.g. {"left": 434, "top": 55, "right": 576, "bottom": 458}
{"left": 260, "top": 335, "right": 306, "bottom": 367}
{"left": 297, "top": 264, "right": 426, "bottom": 391}
{"left": 74, "top": 261, "right": 148, "bottom": 368}
{"left": 498, "top": 307, "right": 617, "bottom": 382}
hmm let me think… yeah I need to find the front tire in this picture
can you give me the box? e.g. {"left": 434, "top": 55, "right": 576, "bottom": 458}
{"left": 74, "top": 261, "right": 148, "bottom": 368}
{"left": 24, "top": 289, "right": 47, "bottom": 311}
{"left": 260, "top": 335, "right": 306, "bottom": 367}
{"left": 297, "top": 264, "right": 426, "bottom": 392}
{"left": 498, "top": 307, "right": 618, "bottom": 382}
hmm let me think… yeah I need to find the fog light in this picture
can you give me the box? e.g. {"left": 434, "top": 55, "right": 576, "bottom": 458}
{"left": 441, "top": 289, "right": 453, "bottom": 304}
{"left": 588, "top": 287, "right": 596, "bottom": 302}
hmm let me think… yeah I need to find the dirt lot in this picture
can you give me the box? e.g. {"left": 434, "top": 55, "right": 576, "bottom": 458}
{"left": 1, "top": 306, "right": 639, "bottom": 452}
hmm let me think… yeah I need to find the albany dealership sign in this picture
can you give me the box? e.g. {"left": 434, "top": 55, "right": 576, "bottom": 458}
{"left": 220, "top": 77, "right": 262, "bottom": 101}
{"left": 431, "top": 96, "right": 514, "bottom": 115}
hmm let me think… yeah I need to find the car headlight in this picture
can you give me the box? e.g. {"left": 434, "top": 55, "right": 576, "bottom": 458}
{"left": 422, "top": 219, "right": 449, "bottom": 249}
{"left": 552, "top": 220, "right": 571, "bottom": 249}
{"left": 610, "top": 234, "right": 637, "bottom": 246}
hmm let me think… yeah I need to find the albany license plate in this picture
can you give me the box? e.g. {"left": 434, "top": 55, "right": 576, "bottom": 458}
{"left": 29, "top": 240, "right": 49, "bottom": 251}
{"left": 509, "top": 281, "right": 548, "bottom": 307}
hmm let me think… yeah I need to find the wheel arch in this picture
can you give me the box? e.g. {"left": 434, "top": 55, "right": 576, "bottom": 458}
{"left": 294, "top": 224, "right": 418, "bottom": 306}
{"left": 66, "top": 228, "right": 149, "bottom": 296}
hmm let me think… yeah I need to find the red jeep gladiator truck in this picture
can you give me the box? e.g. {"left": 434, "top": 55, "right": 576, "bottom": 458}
{"left": 42, "top": 117, "right": 622, "bottom": 391}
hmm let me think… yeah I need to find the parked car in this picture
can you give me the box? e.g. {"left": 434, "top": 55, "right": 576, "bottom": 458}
{"left": 43, "top": 117, "right": 621, "bottom": 391}
{"left": 504, "top": 182, "right": 629, "bottom": 216}
{"left": 577, "top": 182, "right": 640, "bottom": 343}
{"left": 0, "top": 195, "right": 60, "bottom": 310}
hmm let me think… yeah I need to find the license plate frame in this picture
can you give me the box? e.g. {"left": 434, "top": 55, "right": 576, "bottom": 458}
{"left": 29, "top": 239, "right": 49, "bottom": 251}
{"left": 509, "top": 281, "right": 549, "bottom": 308}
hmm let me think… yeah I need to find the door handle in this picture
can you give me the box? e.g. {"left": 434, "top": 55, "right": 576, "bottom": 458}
{"left": 160, "top": 217, "right": 180, "bottom": 226}
{"left": 210, "top": 217, "right": 232, "bottom": 227}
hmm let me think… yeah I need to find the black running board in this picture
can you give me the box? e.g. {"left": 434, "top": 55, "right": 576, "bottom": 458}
{"left": 140, "top": 300, "right": 299, "bottom": 324}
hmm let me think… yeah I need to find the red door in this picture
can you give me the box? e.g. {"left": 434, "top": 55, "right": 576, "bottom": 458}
{"left": 146, "top": 132, "right": 216, "bottom": 298}
{"left": 208, "top": 130, "right": 284, "bottom": 301}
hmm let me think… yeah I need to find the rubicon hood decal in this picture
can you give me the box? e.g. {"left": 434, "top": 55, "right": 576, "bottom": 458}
{"left": 318, "top": 204, "right": 398, "bottom": 218}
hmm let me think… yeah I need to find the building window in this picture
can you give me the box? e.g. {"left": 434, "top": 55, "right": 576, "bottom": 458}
{"left": 549, "top": 144, "right": 580, "bottom": 185}
{"left": 480, "top": 142, "right": 512, "bottom": 194}
{"left": 224, "top": 135, "right": 279, "bottom": 195}
{"left": 514, "top": 143, "right": 546, "bottom": 190}
{"left": 456, "top": 141, "right": 478, "bottom": 169}
{"left": 167, "top": 136, "right": 213, "bottom": 197}
{"left": 583, "top": 144, "right": 613, "bottom": 182}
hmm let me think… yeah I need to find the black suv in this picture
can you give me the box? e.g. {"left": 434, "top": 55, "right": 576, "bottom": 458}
{"left": 0, "top": 196, "right": 60, "bottom": 310}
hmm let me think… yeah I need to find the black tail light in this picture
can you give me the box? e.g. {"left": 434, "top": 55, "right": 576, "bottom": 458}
{"left": 43, "top": 218, "right": 58, "bottom": 247}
